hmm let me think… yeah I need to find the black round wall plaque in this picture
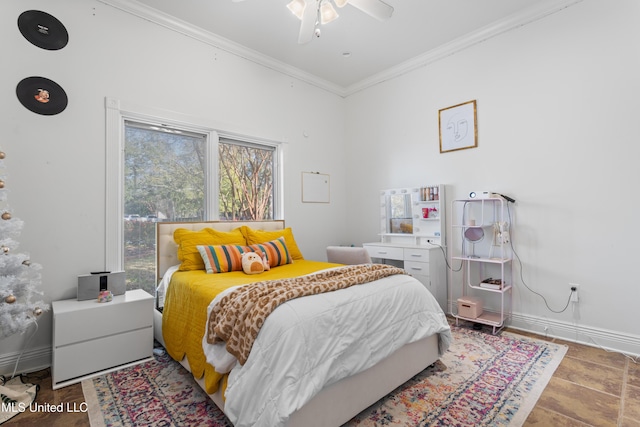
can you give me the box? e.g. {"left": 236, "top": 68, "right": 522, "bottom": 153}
{"left": 16, "top": 77, "right": 68, "bottom": 116}
{"left": 18, "top": 10, "right": 69, "bottom": 50}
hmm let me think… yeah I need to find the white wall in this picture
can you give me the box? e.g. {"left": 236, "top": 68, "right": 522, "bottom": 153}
{"left": 1, "top": 0, "right": 349, "bottom": 372}
{"left": 2, "top": 0, "right": 639, "bottom": 374}
{"left": 345, "top": 0, "right": 640, "bottom": 353}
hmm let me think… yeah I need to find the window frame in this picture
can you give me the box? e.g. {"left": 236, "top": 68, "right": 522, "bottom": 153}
{"left": 105, "top": 97, "right": 282, "bottom": 272}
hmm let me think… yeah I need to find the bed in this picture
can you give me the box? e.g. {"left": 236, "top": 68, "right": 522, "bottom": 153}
{"left": 153, "top": 220, "right": 451, "bottom": 427}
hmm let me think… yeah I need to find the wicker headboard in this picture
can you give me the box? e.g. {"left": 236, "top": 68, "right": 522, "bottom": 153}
{"left": 155, "top": 220, "right": 285, "bottom": 280}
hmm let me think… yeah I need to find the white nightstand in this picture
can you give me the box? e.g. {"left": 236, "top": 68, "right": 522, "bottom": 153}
{"left": 52, "top": 289, "right": 154, "bottom": 389}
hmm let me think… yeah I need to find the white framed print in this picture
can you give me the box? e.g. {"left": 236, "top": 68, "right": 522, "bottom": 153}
{"left": 439, "top": 100, "right": 477, "bottom": 153}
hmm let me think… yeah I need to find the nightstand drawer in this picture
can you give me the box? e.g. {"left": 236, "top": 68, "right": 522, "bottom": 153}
{"left": 53, "top": 290, "right": 152, "bottom": 347}
{"left": 53, "top": 327, "right": 152, "bottom": 386}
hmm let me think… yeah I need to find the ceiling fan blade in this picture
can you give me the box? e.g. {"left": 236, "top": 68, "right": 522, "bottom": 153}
{"left": 348, "top": 0, "right": 393, "bottom": 21}
{"left": 298, "top": 0, "right": 317, "bottom": 44}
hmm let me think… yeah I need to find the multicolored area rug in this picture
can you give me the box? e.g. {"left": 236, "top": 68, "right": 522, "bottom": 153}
{"left": 82, "top": 324, "right": 567, "bottom": 427}
{"left": 347, "top": 325, "right": 567, "bottom": 426}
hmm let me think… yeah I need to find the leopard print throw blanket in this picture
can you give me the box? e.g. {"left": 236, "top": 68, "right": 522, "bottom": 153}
{"left": 206, "top": 264, "right": 407, "bottom": 365}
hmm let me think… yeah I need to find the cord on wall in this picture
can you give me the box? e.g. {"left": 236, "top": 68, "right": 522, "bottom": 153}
{"left": 427, "top": 240, "right": 462, "bottom": 272}
{"left": 450, "top": 197, "right": 573, "bottom": 314}
{"left": 506, "top": 203, "right": 573, "bottom": 314}
{"left": 502, "top": 206, "right": 638, "bottom": 363}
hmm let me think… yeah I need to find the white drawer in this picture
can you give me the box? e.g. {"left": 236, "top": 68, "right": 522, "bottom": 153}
{"left": 53, "top": 327, "right": 153, "bottom": 385}
{"left": 404, "top": 260, "right": 430, "bottom": 277}
{"left": 364, "top": 245, "right": 404, "bottom": 261}
{"left": 403, "top": 248, "right": 431, "bottom": 263}
{"left": 54, "top": 293, "right": 153, "bottom": 347}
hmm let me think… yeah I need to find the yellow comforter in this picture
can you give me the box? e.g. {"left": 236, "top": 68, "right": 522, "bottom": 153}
{"left": 162, "top": 259, "right": 342, "bottom": 394}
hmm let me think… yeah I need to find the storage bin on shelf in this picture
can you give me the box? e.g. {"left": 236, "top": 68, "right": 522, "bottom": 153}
{"left": 457, "top": 296, "right": 483, "bottom": 319}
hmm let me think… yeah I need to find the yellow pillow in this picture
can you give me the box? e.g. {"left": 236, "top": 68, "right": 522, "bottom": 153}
{"left": 174, "top": 227, "right": 246, "bottom": 271}
{"left": 241, "top": 226, "right": 304, "bottom": 260}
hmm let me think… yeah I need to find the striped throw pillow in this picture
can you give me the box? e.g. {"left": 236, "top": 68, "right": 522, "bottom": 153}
{"left": 248, "top": 237, "right": 292, "bottom": 268}
{"left": 197, "top": 244, "right": 252, "bottom": 274}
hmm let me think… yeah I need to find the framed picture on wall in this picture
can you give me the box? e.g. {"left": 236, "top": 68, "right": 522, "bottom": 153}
{"left": 439, "top": 100, "right": 477, "bottom": 153}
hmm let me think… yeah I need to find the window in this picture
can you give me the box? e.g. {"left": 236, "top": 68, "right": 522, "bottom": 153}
{"left": 123, "top": 121, "right": 207, "bottom": 293}
{"left": 106, "top": 98, "right": 281, "bottom": 294}
{"left": 125, "top": 122, "right": 207, "bottom": 221}
{"left": 219, "top": 138, "right": 275, "bottom": 221}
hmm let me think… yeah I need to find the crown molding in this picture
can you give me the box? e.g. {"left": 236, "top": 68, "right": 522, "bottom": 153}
{"left": 98, "top": 0, "right": 582, "bottom": 98}
{"left": 344, "top": 0, "right": 583, "bottom": 96}
{"left": 97, "top": 0, "right": 345, "bottom": 96}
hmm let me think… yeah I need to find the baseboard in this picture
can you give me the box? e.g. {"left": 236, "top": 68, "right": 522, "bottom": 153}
{"left": 0, "top": 345, "right": 51, "bottom": 377}
{"left": 508, "top": 312, "right": 640, "bottom": 357}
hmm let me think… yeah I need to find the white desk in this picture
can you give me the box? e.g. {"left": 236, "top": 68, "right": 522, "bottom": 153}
{"left": 364, "top": 242, "right": 447, "bottom": 311}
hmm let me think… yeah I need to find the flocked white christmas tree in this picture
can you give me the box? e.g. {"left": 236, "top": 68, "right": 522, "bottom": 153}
{"left": 0, "top": 150, "right": 48, "bottom": 339}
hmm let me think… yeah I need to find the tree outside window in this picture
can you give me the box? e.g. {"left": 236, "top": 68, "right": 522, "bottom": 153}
{"left": 123, "top": 122, "right": 277, "bottom": 295}
{"left": 219, "top": 139, "right": 274, "bottom": 221}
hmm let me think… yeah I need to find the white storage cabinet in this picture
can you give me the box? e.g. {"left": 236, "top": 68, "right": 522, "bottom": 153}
{"left": 449, "top": 196, "right": 513, "bottom": 334}
{"left": 52, "top": 289, "right": 154, "bottom": 389}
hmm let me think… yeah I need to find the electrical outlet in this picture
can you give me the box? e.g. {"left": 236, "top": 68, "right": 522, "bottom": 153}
{"left": 570, "top": 283, "right": 580, "bottom": 303}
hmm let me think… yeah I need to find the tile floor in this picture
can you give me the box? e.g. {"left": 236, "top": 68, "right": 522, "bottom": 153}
{"left": 518, "top": 329, "right": 640, "bottom": 427}
{"left": 3, "top": 328, "right": 639, "bottom": 427}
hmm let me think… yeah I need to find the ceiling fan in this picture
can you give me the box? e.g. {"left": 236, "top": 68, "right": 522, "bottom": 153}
{"left": 287, "top": 0, "right": 394, "bottom": 44}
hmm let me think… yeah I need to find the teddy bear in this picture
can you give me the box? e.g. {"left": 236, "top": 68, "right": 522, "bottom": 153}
{"left": 241, "top": 251, "right": 270, "bottom": 274}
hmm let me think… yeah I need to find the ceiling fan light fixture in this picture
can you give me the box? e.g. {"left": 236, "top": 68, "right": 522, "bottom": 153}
{"left": 291, "top": 0, "right": 391, "bottom": 44}
{"left": 287, "top": 0, "right": 306, "bottom": 20}
{"left": 320, "top": 1, "right": 339, "bottom": 24}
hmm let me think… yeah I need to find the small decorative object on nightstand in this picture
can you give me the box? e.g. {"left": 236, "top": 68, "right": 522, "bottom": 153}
{"left": 97, "top": 290, "right": 113, "bottom": 303}
{"left": 51, "top": 289, "right": 154, "bottom": 389}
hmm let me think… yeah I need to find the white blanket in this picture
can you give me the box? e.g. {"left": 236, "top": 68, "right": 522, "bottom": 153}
{"left": 203, "top": 270, "right": 451, "bottom": 427}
